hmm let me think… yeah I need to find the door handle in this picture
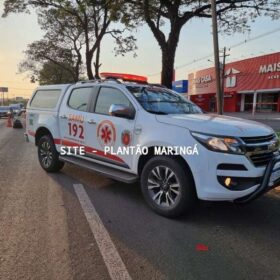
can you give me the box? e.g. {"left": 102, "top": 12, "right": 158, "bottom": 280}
{"left": 87, "top": 119, "right": 96, "bottom": 124}
{"left": 60, "top": 114, "right": 67, "bottom": 119}
{"left": 134, "top": 125, "right": 142, "bottom": 135}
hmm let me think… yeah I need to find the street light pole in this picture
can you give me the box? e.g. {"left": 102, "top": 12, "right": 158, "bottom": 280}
{"left": 211, "top": 0, "right": 223, "bottom": 115}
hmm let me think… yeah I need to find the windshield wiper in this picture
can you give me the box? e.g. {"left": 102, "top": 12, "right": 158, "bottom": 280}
{"left": 146, "top": 110, "right": 168, "bottom": 115}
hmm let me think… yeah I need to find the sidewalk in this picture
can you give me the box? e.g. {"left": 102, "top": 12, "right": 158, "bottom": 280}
{"left": 225, "top": 112, "right": 280, "bottom": 121}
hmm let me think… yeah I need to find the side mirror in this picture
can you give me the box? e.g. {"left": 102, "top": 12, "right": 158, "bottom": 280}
{"left": 109, "top": 104, "right": 135, "bottom": 120}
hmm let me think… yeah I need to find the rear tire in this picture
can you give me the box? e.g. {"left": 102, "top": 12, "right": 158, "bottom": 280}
{"left": 141, "top": 156, "right": 196, "bottom": 218}
{"left": 38, "top": 135, "right": 64, "bottom": 172}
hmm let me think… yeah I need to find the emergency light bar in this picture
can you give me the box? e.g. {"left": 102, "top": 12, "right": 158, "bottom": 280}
{"left": 100, "top": 72, "right": 148, "bottom": 84}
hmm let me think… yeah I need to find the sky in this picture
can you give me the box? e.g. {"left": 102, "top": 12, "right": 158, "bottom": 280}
{"left": 0, "top": 1, "right": 279, "bottom": 99}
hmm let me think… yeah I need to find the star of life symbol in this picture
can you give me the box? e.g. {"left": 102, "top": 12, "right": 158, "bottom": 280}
{"left": 97, "top": 120, "right": 116, "bottom": 147}
{"left": 225, "top": 68, "right": 241, "bottom": 88}
{"left": 101, "top": 126, "right": 112, "bottom": 144}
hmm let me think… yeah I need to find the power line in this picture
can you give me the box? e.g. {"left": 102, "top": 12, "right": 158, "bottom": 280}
{"left": 147, "top": 27, "right": 280, "bottom": 77}
{"left": 229, "top": 27, "right": 280, "bottom": 49}
{"left": 176, "top": 27, "right": 280, "bottom": 71}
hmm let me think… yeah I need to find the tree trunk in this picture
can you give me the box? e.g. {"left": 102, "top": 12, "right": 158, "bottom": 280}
{"left": 94, "top": 44, "right": 101, "bottom": 79}
{"left": 74, "top": 51, "right": 82, "bottom": 82}
{"left": 160, "top": 21, "right": 181, "bottom": 89}
{"left": 161, "top": 46, "right": 176, "bottom": 89}
{"left": 86, "top": 50, "right": 94, "bottom": 80}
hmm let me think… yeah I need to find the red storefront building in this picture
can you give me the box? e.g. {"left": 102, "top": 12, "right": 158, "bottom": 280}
{"left": 188, "top": 52, "right": 280, "bottom": 113}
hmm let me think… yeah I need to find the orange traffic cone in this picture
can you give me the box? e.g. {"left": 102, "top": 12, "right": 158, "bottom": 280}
{"left": 6, "top": 114, "right": 13, "bottom": 128}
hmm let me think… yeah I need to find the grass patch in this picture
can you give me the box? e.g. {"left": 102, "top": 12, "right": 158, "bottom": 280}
{"left": 277, "top": 132, "right": 280, "bottom": 138}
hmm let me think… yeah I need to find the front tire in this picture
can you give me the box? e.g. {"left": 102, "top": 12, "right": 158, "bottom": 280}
{"left": 38, "top": 135, "right": 64, "bottom": 172}
{"left": 141, "top": 156, "right": 196, "bottom": 218}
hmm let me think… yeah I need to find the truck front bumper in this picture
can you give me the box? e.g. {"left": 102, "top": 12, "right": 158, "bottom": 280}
{"left": 234, "top": 155, "right": 280, "bottom": 203}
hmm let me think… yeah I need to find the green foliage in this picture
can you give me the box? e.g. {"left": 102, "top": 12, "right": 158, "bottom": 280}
{"left": 3, "top": 0, "right": 279, "bottom": 87}
{"left": 122, "top": 0, "right": 280, "bottom": 87}
{"left": 19, "top": 40, "right": 82, "bottom": 84}
{"left": 3, "top": 0, "right": 137, "bottom": 80}
{"left": 38, "top": 61, "right": 78, "bottom": 85}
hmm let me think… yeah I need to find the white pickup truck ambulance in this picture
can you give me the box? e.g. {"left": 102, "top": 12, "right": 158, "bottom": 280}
{"left": 25, "top": 74, "right": 280, "bottom": 217}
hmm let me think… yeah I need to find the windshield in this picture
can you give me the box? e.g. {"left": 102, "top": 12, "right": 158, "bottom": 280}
{"left": 126, "top": 86, "right": 202, "bottom": 115}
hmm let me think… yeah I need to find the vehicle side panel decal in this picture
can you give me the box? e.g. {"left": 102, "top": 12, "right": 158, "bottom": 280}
{"left": 60, "top": 139, "right": 128, "bottom": 167}
{"left": 28, "top": 131, "right": 129, "bottom": 168}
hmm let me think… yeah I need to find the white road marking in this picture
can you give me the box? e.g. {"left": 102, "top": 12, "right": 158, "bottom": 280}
{"left": 73, "top": 183, "right": 132, "bottom": 280}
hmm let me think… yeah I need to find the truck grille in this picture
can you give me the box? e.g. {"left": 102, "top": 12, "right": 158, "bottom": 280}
{"left": 241, "top": 134, "right": 275, "bottom": 144}
{"left": 249, "top": 151, "right": 274, "bottom": 167}
{"left": 241, "top": 134, "right": 279, "bottom": 167}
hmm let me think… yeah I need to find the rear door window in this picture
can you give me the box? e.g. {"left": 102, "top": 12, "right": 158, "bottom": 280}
{"left": 68, "top": 87, "right": 92, "bottom": 112}
{"left": 30, "top": 89, "right": 61, "bottom": 108}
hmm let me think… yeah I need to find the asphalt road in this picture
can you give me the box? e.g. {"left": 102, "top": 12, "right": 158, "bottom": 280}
{"left": 257, "top": 120, "right": 280, "bottom": 131}
{"left": 240, "top": 119, "right": 280, "bottom": 132}
{"left": 0, "top": 118, "right": 280, "bottom": 280}
{"left": 225, "top": 113, "right": 280, "bottom": 131}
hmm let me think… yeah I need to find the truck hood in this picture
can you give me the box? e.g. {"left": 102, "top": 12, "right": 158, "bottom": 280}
{"left": 156, "top": 114, "right": 274, "bottom": 137}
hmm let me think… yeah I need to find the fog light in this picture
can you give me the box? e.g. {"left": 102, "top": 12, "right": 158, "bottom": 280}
{"left": 218, "top": 176, "right": 262, "bottom": 191}
{"left": 225, "top": 177, "right": 231, "bottom": 187}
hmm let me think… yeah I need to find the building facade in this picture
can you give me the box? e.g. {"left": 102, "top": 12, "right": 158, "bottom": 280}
{"left": 188, "top": 52, "right": 280, "bottom": 113}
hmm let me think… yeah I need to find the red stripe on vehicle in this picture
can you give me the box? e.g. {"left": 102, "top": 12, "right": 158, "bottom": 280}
{"left": 54, "top": 139, "right": 61, "bottom": 145}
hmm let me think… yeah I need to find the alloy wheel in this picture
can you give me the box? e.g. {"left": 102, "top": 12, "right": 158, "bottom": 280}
{"left": 39, "top": 141, "right": 53, "bottom": 168}
{"left": 147, "top": 166, "right": 181, "bottom": 208}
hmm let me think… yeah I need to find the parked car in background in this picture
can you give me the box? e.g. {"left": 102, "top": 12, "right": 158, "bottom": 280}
{"left": 9, "top": 103, "right": 23, "bottom": 114}
{"left": 0, "top": 106, "right": 10, "bottom": 118}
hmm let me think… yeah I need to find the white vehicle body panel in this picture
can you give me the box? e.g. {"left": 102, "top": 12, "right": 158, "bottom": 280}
{"left": 26, "top": 81, "right": 279, "bottom": 202}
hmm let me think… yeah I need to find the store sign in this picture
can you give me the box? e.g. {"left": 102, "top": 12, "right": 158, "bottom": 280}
{"left": 194, "top": 75, "right": 212, "bottom": 84}
{"left": 188, "top": 52, "right": 280, "bottom": 95}
{"left": 0, "top": 87, "right": 8, "bottom": 92}
{"left": 268, "top": 74, "right": 280, "bottom": 80}
{"left": 225, "top": 68, "right": 241, "bottom": 88}
{"left": 259, "top": 62, "right": 280, "bottom": 74}
{"left": 224, "top": 94, "right": 233, "bottom": 98}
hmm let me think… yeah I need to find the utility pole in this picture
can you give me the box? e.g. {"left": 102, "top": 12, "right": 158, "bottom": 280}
{"left": 211, "top": 0, "right": 223, "bottom": 115}
{"left": 0, "top": 87, "right": 9, "bottom": 106}
{"left": 221, "top": 47, "right": 230, "bottom": 106}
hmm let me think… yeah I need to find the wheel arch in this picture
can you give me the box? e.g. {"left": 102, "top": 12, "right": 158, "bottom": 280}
{"left": 35, "top": 126, "right": 54, "bottom": 146}
{"left": 137, "top": 146, "right": 197, "bottom": 195}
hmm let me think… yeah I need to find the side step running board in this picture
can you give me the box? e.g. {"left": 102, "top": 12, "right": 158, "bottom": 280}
{"left": 59, "top": 155, "right": 138, "bottom": 184}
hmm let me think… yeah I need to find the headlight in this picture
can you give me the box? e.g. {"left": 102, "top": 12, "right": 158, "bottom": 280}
{"left": 191, "top": 132, "right": 244, "bottom": 154}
